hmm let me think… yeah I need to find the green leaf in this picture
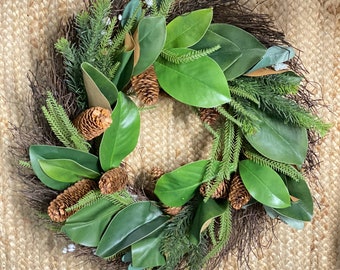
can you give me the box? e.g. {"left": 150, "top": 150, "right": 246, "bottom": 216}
{"left": 133, "top": 16, "right": 166, "bottom": 75}
{"left": 274, "top": 177, "right": 313, "bottom": 221}
{"left": 96, "top": 201, "right": 169, "bottom": 258}
{"left": 99, "top": 92, "right": 140, "bottom": 171}
{"left": 154, "top": 49, "right": 230, "bottom": 108}
{"left": 121, "top": 0, "right": 142, "bottom": 27}
{"left": 165, "top": 8, "right": 213, "bottom": 48}
{"left": 61, "top": 198, "right": 119, "bottom": 247}
{"left": 29, "top": 145, "right": 100, "bottom": 190}
{"left": 245, "top": 110, "right": 308, "bottom": 165}
{"left": 82, "top": 62, "right": 118, "bottom": 109}
{"left": 154, "top": 160, "right": 218, "bottom": 207}
{"left": 131, "top": 227, "right": 166, "bottom": 268}
{"left": 112, "top": 50, "right": 134, "bottom": 91}
{"left": 38, "top": 158, "right": 100, "bottom": 183}
{"left": 189, "top": 198, "right": 228, "bottom": 245}
{"left": 191, "top": 28, "right": 242, "bottom": 71}
{"left": 209, "top": 23, "right": 266, "bottom": 80}
{"left": 239, "top": 160, "right": 291, "bottom": 208}
{"left": 247, "top": 46, "right": 295, "bottom": 73}
{"left": 264, "top": 205, "right": 305, "bottom": 230}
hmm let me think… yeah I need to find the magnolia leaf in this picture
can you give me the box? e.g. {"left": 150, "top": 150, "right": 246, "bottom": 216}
{"left": 264, "top": 206, "right": 304, "bottom": 230}
{"left": 191, "top": 28, "right": 242, "bottom": 71}
{"left": 125, "top": 33, "right": 135, "bottom": 51}
{"left": 128, "top": 264, "right": 144, "bottom": 270}
{"left": 165, "top": 8, "right": 213, "bottom": 48}
{"left": 121, "top": 0, "right": 142, "bottom": 27}
{"left": 273, "top": 176, "right": 313, "bottom": 221}
{"left": 96, "top": 202, "right": 169, "bottom": 258}
{"left": 189, "top": 198, "right": 228, "bottom": 245}
{"left": 154, "top": 49, "right": 230, "bottom": 108}
{"left": 133, "top": 16, "right": 166, "bottom": 75}
{"left": 99, "top": 92, "right": 140, "bottom": 171}
{"left": 81, "top": 62, "right": 118, "bottom": 109}
{"left": 154, "top": 160, "right": 219, "bottom": 207}
{"left": 239, "top": 160, "right": 291, "bottom": 208}
{"left": 209, "top": 23, "right": 266, "bottom": 80}
{"left": 112, "top": 50, "right": 134, "bottom": 91}
{"left": 245, "top": 110, "right": 308, "bottom": 165}
{"left": 131, "top": 227, "right": 166, "bottom": 268}
{"left": 29, "top": 145, "right": 100, "bottom": 190}
{"left": 247, "top": 46, "right": 295, "bottom": 74}
{"left": 38, "top": 158, "right": 100, "bottom": 183}
{"left": 245, "top": 68, "right": 291, "bottom": 77}
{"left": 61, "top": 198, "right": 119, "bottom": 247}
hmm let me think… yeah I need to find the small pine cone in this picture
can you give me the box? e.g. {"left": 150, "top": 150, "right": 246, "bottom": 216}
{"left": 228, "top": 175, "right": 251, "bottom": 210}
{"left": 163, "top": 206, "right": 182, "bottom": 216}
{"left": 150, "top": 167, "right": 165, "bottom": 180}
{"left": 131, "top": 65, "right": 160, "bottom": 105}
{"left": 199, "top": 108, "right": 220, "bottom": 125}
{"left": 143, "top": 167, "right": 165, "bottom": 200}
{"left": 199, "top": 180, "right": 229, "bottom": 199}
{"left": 48, "top": 179, "right": 98, "bottom": 222}
{"left": 99, "top": 167, "right": 128, "bottom": 194}
{"left": 73, "top": 106, "right": 112, "bottom": 140}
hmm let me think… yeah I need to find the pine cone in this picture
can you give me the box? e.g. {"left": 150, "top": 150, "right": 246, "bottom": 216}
{"left": 131, "top": 65, "right": 160, "bottom": 105}
{"left": 143, "top": 167, "right": 165, "bottom": 200}
{"left": 199, "top": 180, "right": 229, "bottom": 199}
{"left": 228, "top": 175, "right": 251, "bottom": 210}
{"left": 99, "top": 167, "right": 128, "bottom": 194}
{"left": 48, "top": 179, "right": 98, "bottom": 222}
{"left": 199, "top": 108, "right": 220, "bottom": 125}
{"left": 163, "top": 206, "right": 182, "bottom": 216}
{"left": 73, "top": 106, "right": 112, "bottom": 140}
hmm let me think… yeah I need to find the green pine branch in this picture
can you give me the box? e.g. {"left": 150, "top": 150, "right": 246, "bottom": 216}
{"left": 161, "top": 45, "right": 221, "bottom": 64}
{"left": 66, "top": 190, "right": 102, "bottom": 212}
{"left": 153, "top": 0, "right": 176, "bottom": 16}
{"left": 19, "top": 160, "right": 32, "bottom": 169}
{"left": 42, "top": 92, "right": 90, "bottom": 152}
{"left": 244, "top": 149, "right": 305, "bottom": 181}
{"left": 230, "top": 85, "right": 260, "bottom": 105}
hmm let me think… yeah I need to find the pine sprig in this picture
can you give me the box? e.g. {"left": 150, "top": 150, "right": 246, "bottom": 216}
{"left": 230, "top": 99, "right": 259, "bottom": 122}
{"left": 203, "top": 204, "right": 232, "bottom": 264}
{"left": 244, "top": 149, "right": 305, "bottom": 182}
{"left": 66, "top": 190, "right": 102, "bottom": 212}
{"left": 42, "top": 92, "right": 90, "bottom": 152}
{"left": 153, "top": 0, "right": 176, "bottom": 16}
{"left": 216, "top": 106, "right": 242, "bottom": 128}
{"left": 230, "top": 85, "right": 260, "bottom": 105}
{"left": 19, "top": 160, "right": 32, "bottom": 169}
{"left": 161, "top": 46, "right": 221, "bottom": 64}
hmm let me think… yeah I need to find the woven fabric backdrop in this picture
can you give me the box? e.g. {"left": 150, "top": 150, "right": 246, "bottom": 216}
{"left": 0, "top": 0, "right": 339, "bottom": 269}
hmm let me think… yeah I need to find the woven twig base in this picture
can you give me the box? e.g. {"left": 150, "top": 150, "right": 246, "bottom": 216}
{"left": 0, "top": 0, "right": 339, "bottom": 269}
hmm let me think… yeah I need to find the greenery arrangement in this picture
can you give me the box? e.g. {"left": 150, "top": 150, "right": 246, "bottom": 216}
{"left": 21, "top": 0, "right": 330, "bottom": 269}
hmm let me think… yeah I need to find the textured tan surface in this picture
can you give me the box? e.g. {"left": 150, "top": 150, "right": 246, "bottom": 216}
{"left": 0, "top": 0, "right": 339, "bottom": 269}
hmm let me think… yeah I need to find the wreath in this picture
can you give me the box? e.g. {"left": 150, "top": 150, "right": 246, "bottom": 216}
{"left": 18, "top": 0, "right": 330, "bottom": 269}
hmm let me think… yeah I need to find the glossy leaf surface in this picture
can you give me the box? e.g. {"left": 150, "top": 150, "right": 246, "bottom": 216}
{"left": 245, "top": 110, "right": 308, "bottom": 165}
{"left": 29, "top": 145, "right": 100, "bottom": 190}
{"left": 96, "top": 201, "right": 168, "bottom": 258}
{"left": 38, "top": 158, "right": 100, "bottom": 183}
{"left": 274, "top": 177, "right": 313, "bottom": 221}
{"left": 239, "top": 160, "right": 291, "bottom": 208}
{"left": 209, "top": 23, "right": 266, "bottom": 80}
{"left": 131, "top": 227, "right": 166, "bottom": 268}
{"left": 112, "top": 50, "right": 134, "bottom": 91}
{"left": 133, "top": 16, "right": 166, "bottom": 75}
{"left": 154, "top": 49, "right": 230, "bottom": 108}
{"left": 99, "top": 92, "right": 140, "bottom": 171}
{"left": 82, "top": 62, "right": 118, "bottom": 109}
{"left": 61, "top": 198, "right": 119, "bottom": 247}
{"left": 165, "top": 8, "right": 213, "bottom": 48}
{"left": 154, "top": 160, "right": 218, "bottom": 207}
{"left": 189, "top": 198, "right": 228, "bottom": 245}
{"left": 191, "top": 28, "right": 242, "bottom": 71}
{"left": 121, "top": 0, "right": 142, "bottom": 27}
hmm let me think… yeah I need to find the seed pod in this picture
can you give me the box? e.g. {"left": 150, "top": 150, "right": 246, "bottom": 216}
{"left": 228, "top": 175, "right": 251, "bottom": 210}
{"left": 131, "top": 65, "right": 160, "bottom": 105}
{"left": 48, "top": 179, "right": 98, "bottom": 222}
{"left": 199, "top": 180, "right": 229, "bottom": 199}
{"left": 73, "top": 106, "right": 112, "bottom": 140}
{"left": 163, "top": 206, "right": 182, "bottom": 216}
{"left": 99, "top": 167, "right": 128, "bottom": 194}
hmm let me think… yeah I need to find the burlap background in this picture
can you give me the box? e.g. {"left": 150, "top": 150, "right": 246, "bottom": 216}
{"left": 0, "top": 0, "right": 339, "bottom": 269}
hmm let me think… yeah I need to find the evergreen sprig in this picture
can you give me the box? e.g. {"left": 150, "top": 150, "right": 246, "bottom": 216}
{"left": 161, "top": 45, "right": 221, "bottom": 64}
{"left": 244, "top": 149, "right": 305, "bottom": 182}
{"left": 203, "top": 205, "right": 232, "bottom": 264}
{"left": 66, "top": 190, "right": 102, "bottom": 212}
{"left": 152, "top": 0, "right": 176, "bottom": 16}
{"left": 42, "top": 92, "right": 90, "bottom": 152}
